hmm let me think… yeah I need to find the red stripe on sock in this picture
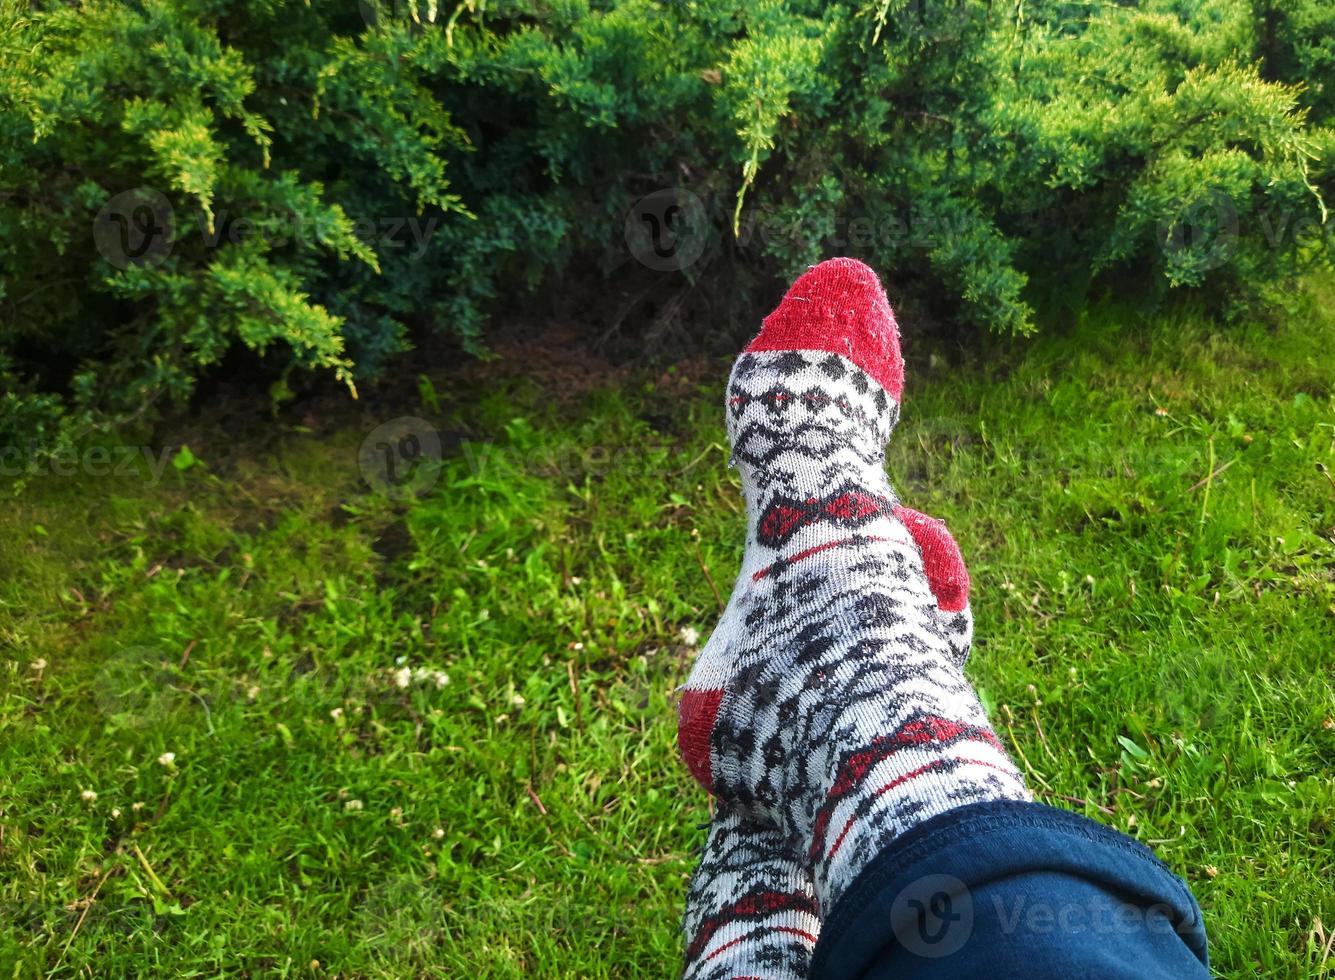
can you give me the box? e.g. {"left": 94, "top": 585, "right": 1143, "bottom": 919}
{"left": 808, "top": 716, "right": 1007, "bottom": 860}
{"left": 702, "top": 927, "right": 820, "bottom": 963}
{"left": 894, "top": 716, "right": 1002, "bottom": 754}
{"left": 701, "top": 935, "right": 746, "bottom": 963}
{"left": 687, "top": 890, "right": 820, "bottom": 961}
{"left": 752, "top": 535, "right": 892, "bottom": 581}
{"left": 822, "top": 756, "right": 1016, "bottom": 861}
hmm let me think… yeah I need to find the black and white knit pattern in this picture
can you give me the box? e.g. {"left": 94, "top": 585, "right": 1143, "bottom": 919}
{"left": 680, "top": 349, "right": 1029, "bottom": 914}
{"left": 938, "top": 598, "right": 973, "bottom": 670}
{"left": 682, "top": 804, "right": 819, "bottom": 979}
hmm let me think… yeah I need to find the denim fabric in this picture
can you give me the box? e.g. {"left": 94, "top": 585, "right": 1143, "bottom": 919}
{"left": 810, "top": 800, "right": 1209, "bottom": 979}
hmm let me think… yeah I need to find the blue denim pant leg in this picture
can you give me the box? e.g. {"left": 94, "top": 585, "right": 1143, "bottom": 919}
{"left": 810, "top": 800, "right": 1209, "bottom": 980}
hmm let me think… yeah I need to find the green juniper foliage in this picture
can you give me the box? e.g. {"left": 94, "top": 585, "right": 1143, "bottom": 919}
{"left": 0, "top": 0, "right": 1331, "bottom": 457}
{"left": 0, "top": 0, "right": 468, "bottom": 455}
{"left": 1257, "top": 0, "right": 1335, "bottom": 123}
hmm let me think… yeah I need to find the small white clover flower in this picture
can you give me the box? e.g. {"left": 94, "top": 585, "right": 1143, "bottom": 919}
{"left": 680, "top": 626, "right": 700, "bottom": 647}
{"left": 344, "top": 799, "right": 364, "bottom": 811}
{"left": 393, "top": 666, "right": 412, "bottom": 689}
{"left": 432, "top": 671, "right": 450, "bottom": 688}
{"left": 80, "top": 789, "right": 97, "bottom": 803}
{"left": 157, "top": 752, "right": 176, "bottom": 768}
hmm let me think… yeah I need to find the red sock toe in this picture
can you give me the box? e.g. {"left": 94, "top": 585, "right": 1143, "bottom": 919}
{"left": 746, "top": 257, "right": 904, "bottom": 402}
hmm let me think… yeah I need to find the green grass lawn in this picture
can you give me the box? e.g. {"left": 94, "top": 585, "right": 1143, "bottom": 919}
{"left": 2, "top": 289, "right": 1333, "bottom": 978}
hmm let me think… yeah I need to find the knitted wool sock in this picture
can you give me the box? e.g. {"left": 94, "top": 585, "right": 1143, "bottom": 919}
{"left": 682, "top": 806, "right": 819, "bottom": 980}
{"left": 680, "top": 506, "right": 973, "bottom": 979}
{"left": 678, "top": 257, "right": 1030, "bottom": 915}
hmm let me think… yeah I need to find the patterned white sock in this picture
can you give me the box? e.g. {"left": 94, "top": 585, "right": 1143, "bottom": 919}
{"left": 682, "top": 805, "right": 819, "bottom": 980}
{"left": 678, "top": 258, "right": 1030, "bottom": 915}
{"left": 679, "top": 503, "right": 975, "bottom": 979}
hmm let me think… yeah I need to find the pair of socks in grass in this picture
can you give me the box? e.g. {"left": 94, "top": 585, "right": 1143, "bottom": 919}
{"left": 677, "top": 258, "right": 1030, "bottom": 978}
